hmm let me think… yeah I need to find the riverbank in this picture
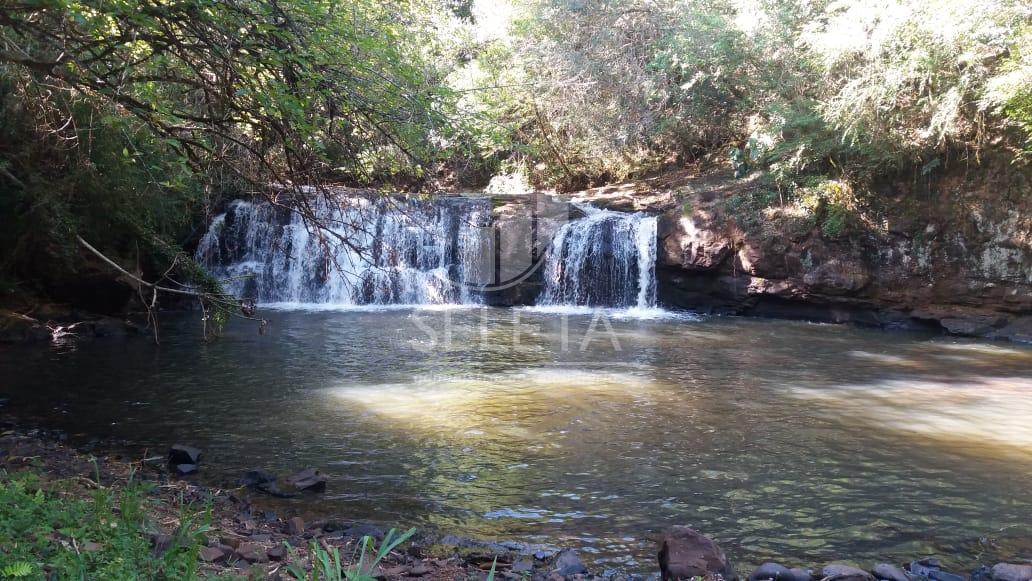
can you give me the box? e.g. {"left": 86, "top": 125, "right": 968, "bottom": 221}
{"left": 2, "top": 425, "right": 1030, "bottom": 581}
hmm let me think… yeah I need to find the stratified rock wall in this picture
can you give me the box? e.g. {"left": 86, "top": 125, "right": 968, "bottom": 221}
{"left": 644, "top": 162, "right": 1031, "bottom": 341}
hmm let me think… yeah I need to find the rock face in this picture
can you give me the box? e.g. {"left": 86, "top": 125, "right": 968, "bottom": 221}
{"left": 639, "top": 163, "right": 1032, "bottom": 341}
{"left": 657, "top": 526, "right": 736, "bottom": 581}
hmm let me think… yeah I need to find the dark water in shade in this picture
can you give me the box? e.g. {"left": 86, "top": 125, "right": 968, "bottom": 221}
{"left": 1, "top": 307, "right": 1030, "bottom": 572}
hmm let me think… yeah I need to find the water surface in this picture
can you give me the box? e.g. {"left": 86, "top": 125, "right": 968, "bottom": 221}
{"left": 2, "top": 308, "right": 1030, "bottom": 572}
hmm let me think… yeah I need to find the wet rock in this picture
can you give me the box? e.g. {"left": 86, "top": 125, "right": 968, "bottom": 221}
{"left": 872, "top": 564, "right": 912, "bottom": 581}
{"left": 200, "top": 546, "right": 229, "bottom": 563}
{"left": 553, "top": 549, "right": 588, "bottom": 577}
{"left": 172, "top": 463, "right": 198, "bottom": 476}
{"left": 822, "top": 564, "right": 875, "bottom": 581}
{"left": 286, "top": 467, "right": 327, "bottom": 492}
{"left": 991, "top": 564, "right": 1032, "bottom": 581}
{"left": 907, "top": 559, "right": 965, "bottom": 581}
{"left": 90, "top": 316, "right": 139, "bottom": 338}
{"left": 657, "top": 526, "right": 735, "bottom": 581}
{"left": 0, "top": 312, "right": 49, "bottom": 343}
{"left": 168, "top": 444, "right": 201, "bottom": 465}
{"left": 287, "top": 516, "right": 305, "bottom": 535}
{"left": 240, "top": 469, "right": 276, "bottom": 488}
{"left": 751, "top": 563, "right": 810, "bottom": 581}
{"left": 256, "top": 481, "right": 298, "bottom": 498}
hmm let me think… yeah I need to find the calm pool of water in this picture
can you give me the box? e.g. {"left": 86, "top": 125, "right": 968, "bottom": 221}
{"left": 1, "top": 307, "right": 1030, "bottom": 572}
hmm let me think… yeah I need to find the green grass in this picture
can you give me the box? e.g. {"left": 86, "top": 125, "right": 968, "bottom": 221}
{"left": 285, "top": 528, "right": 416, "bottom": 581}
{"left": 0, "top": 469, "right": 211, "bottom": 580}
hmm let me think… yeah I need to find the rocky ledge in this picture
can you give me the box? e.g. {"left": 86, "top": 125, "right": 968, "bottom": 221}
{"left": 570, "top": 164, "right": 1032, "bottom": 343}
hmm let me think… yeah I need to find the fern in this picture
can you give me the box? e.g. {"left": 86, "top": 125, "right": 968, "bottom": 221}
{"left": 2, "top": 561, "right": 34, "bottom": 578}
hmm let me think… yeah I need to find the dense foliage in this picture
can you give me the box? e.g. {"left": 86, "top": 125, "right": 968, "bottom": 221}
{"left": 0, "top": 470, "right": 210, "bottom": 579}
{"left": 462, "top": 0, "right": 1032, "bottom": 189}
{"left": 0, "top": 0, "right": 466, "bottom": 304}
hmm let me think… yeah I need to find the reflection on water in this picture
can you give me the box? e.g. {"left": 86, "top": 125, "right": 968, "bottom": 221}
{"left": 1, "top": 308, "right": 1030, "bottom": 572}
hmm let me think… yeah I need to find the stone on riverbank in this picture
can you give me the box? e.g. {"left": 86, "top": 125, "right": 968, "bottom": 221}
{"left": 991, "top": 564, "right": 1032, "bottom": 581}
{"left": 200, "top": 546, "right": 229, "bottom": 563}
{"left": 657, "top": 526, "right": 735, "bottom": 581}
{"left": 553, "top": 549, "right": 588, "bottom": 576}
{"left": 750, "top": 563, "right": 811, "bottom": 581}
{"left": 168, "top": 444, "right": 201, "bottom": 465}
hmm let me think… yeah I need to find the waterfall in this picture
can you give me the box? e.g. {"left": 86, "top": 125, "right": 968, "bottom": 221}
{"left": 537, "top": 205, "right": 658, "bottom": 308}
{"left": 195, "top": 195, "right": 491, "bottom": 305}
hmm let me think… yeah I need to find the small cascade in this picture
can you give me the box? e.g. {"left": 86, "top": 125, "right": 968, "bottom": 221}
{"left": 537, "top": 204, "right": 658, "bottom": 308}
{"left": 195, "top": 195, "right": 491, "bottom": 305}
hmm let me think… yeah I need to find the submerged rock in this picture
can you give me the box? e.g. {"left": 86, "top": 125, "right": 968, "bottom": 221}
{"left": 657, "top": 526, "right": 735, "bottom": 581}
{"left": 907, "top": 559, "right": 965, "bottom": 581}
{"left": 991, "top": 564, "right": 1032, "bottom": 581}
{"left": 821, "top": 564, "right": 875, "bottom": 581}
{"left": 872, "top": 564, "right": 912, "bottom": 581}
{"left": 240, "top": 469, "right": 276, "bottom": 488}
{"left": 286, "top": 467, "right": 327, "bottom": 492}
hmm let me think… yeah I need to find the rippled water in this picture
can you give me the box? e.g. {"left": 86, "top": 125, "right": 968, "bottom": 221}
{"left": 2, "top": 308, "right": 1030, "bottom": 572}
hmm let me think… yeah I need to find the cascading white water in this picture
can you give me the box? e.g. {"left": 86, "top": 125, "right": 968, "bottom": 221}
{"left": 195, "top": 195, "right": 491, "bottom": 305}
{"left": 537, "top": 204, "right": 658, "bottom": 308}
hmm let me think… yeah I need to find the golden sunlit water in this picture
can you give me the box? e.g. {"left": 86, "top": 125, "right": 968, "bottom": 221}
{"left": 1, "top": 307, "right": 1030, "bottom": 572}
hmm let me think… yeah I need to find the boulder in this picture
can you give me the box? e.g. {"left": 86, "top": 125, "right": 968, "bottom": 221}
{"left": 657, "top": 526, "right": 735, "bottom": 581}
{"left": 991, "top": 564, "right": 1032, "bottom": 581}
{"left": 168, "top": 444, "right": 202, "bottom": 465}
{"left": 821, "top": 564, "right": 875, "bottom": 581}
{"left": 240, "top": 469, "right": 276, "bottom": 488}
{"left": 872, "top": 564, "right": 911, "bottom": 581}
{"left": 286, "top": 467, "right": 327, "bottom": 492}
{"left": 553, "top": 549, "right": 588, "bottom": 577}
